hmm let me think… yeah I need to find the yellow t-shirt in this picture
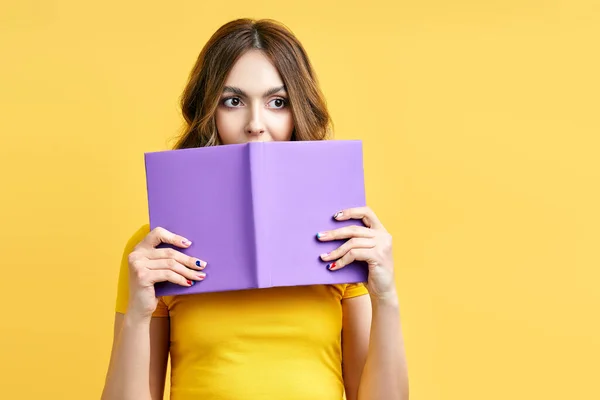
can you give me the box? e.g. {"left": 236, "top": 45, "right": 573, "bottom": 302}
{"left": 115, "top": 225, "right": 369, "bottom": 400}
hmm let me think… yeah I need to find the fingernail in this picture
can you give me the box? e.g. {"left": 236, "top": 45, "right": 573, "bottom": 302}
{"left": 182, "top": 239, "right": 192, "bottom": 246}
{"left": 187, "top": 280, "right": 194, "bottom": 286}
{"left": 320, "top": 252, "right": 329, "bottom": 259}
{"left": 196, "top": 272, "right": 206, "bottom": 280}
{"left": 328, "top": 262, "right": 337, "bottom": 270}
{"left": 317, "top": 232, "right": 328, "bottom": 239}
{"left": 333, "top": 211, "right": 343, "bottom": 219}
{"left": 196, "top": 260, "right": 207, "bottom": 268}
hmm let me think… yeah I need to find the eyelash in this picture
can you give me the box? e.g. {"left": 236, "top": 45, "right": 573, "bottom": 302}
{"left": 220, "top": 96, "right": 289, "bottom": 109}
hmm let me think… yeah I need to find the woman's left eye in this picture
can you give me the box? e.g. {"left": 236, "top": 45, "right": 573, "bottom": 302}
{"left": 267, "top": 98, "right": 287, "bottom": 109}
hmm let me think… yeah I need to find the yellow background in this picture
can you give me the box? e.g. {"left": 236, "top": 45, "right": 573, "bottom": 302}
{"left": 1, "top": 0, "right": 598, "bottom": 399}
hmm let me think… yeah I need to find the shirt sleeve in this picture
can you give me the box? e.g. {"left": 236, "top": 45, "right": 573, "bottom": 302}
{"left": 342, "top": 282, "right": 369, "bottom": 299}
{"left": 115, "top": 224, "right": 169, "bottom": 317}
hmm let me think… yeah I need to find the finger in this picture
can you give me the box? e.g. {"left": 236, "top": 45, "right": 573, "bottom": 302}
{"left": 327, "top": 248, "right": 371, "bottom": 271}
{"left": 149, "top": 269, "right": 198, "bottom": 287}
{"left": 138, "top": 227, "right": 193, "bottom": 250}
{"left": 317, "top": 225, "right": 376, "bottom": 241}
{"left": 145, "top": 259, "right": 206, "bottom": 282}
{"left": 333, "top": 207, "right": 383, "bottom": 229}
{"left": 146, "top": 248, "right": 207, "bottom": 271}
{"left": 320, "top": 237, "right": 376, "bottom": 262}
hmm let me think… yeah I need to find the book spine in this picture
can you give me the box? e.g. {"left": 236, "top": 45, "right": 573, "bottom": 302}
{"left": 248, "top": 143, "right": 271, "bottom": 288}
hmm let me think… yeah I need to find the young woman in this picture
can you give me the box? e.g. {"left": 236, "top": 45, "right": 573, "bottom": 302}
{"left": 102, "top": 18, "right": 408, "bottom": 400}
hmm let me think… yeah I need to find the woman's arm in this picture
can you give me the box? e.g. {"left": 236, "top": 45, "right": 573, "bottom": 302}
{"left": 318, "top": 206, "right": 409, "bottom": 399}
{"left": 102, "top": 226, "right": 206, "bottom": 399}
{"left": 101, "top": 313, "right": 170, "bottom": 400}
{"left": 342, "top": 293, "right": 408, "bottom": 400}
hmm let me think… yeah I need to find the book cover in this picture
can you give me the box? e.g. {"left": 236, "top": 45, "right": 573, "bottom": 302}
{"left": 144, "top": 140, "right": 368, "bottom": 296}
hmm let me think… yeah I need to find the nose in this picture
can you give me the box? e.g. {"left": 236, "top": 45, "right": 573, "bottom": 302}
{"left": 245, "top": 104, "right": 265, "bottom": 136}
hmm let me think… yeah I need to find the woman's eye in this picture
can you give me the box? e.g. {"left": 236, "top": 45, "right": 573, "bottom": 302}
{"left": 268, "top": 98, "right": 287, "bottom": 109}
{"left": 223, "top": 97, "right": 242, "bottom": 107}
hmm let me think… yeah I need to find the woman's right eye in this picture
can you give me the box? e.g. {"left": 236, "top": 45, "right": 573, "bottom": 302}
{"left": 223, "top": 97, "right": 243, "bottom": 107}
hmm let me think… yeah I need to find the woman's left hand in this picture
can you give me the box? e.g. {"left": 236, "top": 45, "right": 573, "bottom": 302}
{"left": 317, "top": 206, "right": 397, "bottom": 301}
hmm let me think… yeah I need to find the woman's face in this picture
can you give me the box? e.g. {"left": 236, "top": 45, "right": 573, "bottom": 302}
{"left": 215, "top": 50, "right": 294, "bottom": 144}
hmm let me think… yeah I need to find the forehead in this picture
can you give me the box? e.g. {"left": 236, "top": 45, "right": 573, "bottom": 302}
{"left": 224, "top": 50, "right": 285, "bottom": 91}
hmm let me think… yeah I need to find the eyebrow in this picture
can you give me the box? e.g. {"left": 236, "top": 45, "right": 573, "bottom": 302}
{"left": 222, "top": 85, "right": 287, "bottom": 98}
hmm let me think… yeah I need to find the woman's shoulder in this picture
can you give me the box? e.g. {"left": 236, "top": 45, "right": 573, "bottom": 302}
{"left": 118, "top": 224, "right": 151, "bottom": 256}
{"left": 126, "top": 223, "right": 151, "bottom": 244}
{"left": 339, "top": 282, "right": 369, "bottom": 299}
{"left": 327, "top": 282, "right": 369, "bottom": 300}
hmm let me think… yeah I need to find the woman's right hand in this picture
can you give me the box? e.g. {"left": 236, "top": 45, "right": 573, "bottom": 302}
{"left": 126, "top": 227, "right": 207, "bottom": 321}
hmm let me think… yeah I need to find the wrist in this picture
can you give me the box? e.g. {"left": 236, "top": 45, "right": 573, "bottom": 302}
{"left": 124, "top": 310, "right": 153, "bottom": 327}
{"left": 370, "top": 290, "right": 400, "bottom": 308}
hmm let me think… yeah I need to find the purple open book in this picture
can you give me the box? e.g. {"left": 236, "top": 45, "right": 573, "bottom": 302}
{"left": 144, "top": 140, "right": 368, "bottom": 296}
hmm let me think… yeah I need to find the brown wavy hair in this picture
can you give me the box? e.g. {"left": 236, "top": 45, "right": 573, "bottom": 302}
{"left": 172, "top": 18, "right": 333, "bottom": 149}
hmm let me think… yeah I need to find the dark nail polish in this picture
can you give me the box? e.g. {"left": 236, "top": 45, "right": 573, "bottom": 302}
{"left": 196, "top": 260, "right": 200, "bottom": 267}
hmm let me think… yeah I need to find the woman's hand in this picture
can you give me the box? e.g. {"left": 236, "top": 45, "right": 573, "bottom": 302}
{"left": 126, "top": 227, "right": 208, "bottom": 321}
{"left": 317, "top": 207, "right": 396, "bottom": 301}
